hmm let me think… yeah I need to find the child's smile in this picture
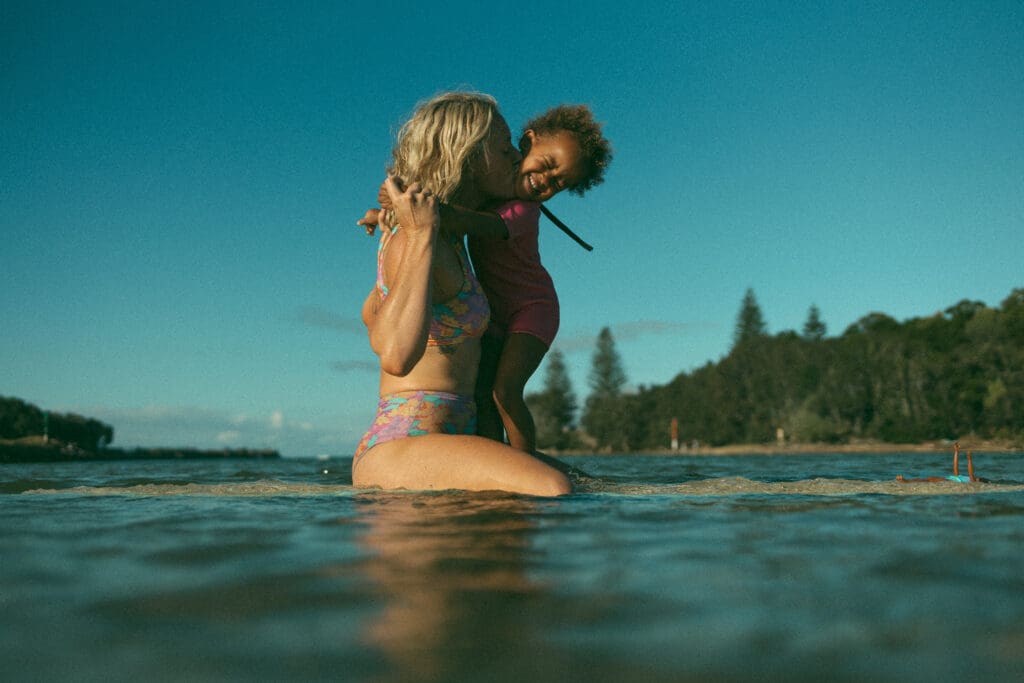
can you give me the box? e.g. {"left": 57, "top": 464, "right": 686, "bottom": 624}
{"left": 515, "top": 130, "right": 584, "bottom": 202}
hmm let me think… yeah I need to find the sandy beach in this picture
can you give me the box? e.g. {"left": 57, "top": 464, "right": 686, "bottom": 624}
{"left": 555, "top": 438, "right": 1023, "bottom": 457}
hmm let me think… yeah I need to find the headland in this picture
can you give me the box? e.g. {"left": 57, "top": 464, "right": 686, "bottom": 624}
{"left": 0, "top": 437, "right": 280, "bottom": 464}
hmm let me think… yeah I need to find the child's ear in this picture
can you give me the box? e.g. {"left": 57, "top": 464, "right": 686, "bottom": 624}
{"left": 520, "top": 129, "right": 536, "bottom": 153}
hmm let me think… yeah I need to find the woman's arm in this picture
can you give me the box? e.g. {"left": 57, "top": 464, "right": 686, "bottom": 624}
{"left": 360, "top": 289, "right": 378, "bottom": 328}
{"left": 367, "top": 178, "right": 440, "bottom": 376}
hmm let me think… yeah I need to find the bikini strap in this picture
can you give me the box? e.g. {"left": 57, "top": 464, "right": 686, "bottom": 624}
{"left": 444, "top": 231, "right": 472, "bottom": 286}
{"left": 376, "top": 227, "right": 395, "bottom": 297}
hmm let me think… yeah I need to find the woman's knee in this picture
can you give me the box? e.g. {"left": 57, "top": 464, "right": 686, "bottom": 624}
{"left": 536, "top": 467, "right": 572, "bottom": 496}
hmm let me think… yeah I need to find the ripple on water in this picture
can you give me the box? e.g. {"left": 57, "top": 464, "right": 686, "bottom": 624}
{"left": 20, "top": 480, "right": 360, "bottom": 497}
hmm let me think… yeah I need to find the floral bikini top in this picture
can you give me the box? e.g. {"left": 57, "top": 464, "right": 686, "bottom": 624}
{"left": 376, "top": 228, "right": 490, "bottom": 346}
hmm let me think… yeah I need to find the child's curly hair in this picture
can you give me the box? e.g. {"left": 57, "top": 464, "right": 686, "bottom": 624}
{"left": 521, "top": 104, "right": 612, "bottom": 196}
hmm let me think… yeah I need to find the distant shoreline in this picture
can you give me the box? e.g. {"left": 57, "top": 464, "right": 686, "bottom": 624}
{"left": 0, "top": 439, "right": 280, "bottom": 464}
{"left": 3, "top": 438, "right": 1020, "bottom": 464}
{"left": 552, "top": 439, "right": 1023, "bottom": 457}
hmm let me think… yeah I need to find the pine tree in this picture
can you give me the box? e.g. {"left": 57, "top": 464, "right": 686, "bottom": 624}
{"left": 587, "top": 327, "right": 626, "bottom": 395}
{"left": 802, "top": 304, "right": 827, "bottom": 341}
{"left": 733, "top": 288, "right": 767, "bottom": 347}
{"left": 582, "top": 327, "right": 628, "bottom": 450}
{"left": 527, "top": 349, "right": 577, "bottom": 450}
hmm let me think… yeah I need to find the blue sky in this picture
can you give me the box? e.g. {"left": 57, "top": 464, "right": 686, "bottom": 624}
{"left": 2, "top": 1, "right": 1021, "bottom": 456}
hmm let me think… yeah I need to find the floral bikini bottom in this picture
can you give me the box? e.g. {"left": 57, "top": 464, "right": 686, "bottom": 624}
{"left": 353, "top": 390, "right": 477, "bottom": 464}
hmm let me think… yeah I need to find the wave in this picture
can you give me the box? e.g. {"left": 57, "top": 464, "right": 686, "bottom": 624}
{"left": 579, "top": 477, "right": 1024, "bottom": 496}
{"left": 20, "top": 480, "right": 359, "bottom": 497}
{"left": 18, "top": 477, "right": 1024, "bottom": 497}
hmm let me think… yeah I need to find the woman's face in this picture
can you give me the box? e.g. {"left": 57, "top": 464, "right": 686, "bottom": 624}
{"left": 470, "top": 115, "right": 522, "bottom": 203}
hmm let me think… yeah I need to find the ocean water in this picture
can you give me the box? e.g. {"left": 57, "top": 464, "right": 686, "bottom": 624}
{"left": 3, "top": 452, "right": 1024, "bottom": 682}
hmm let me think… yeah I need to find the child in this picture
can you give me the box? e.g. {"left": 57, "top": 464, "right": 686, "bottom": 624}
{"left": 467, "top": 105, "right": 611, "bottom": 454}
{"left": 360, "top": 104, "right": 611, "bottom": 455}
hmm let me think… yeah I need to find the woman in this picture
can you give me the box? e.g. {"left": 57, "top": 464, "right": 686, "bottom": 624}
{"left": 352, "top": 92, "right": 572, "bottom": 496}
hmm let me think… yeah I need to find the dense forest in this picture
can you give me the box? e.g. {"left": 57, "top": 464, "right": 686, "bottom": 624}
{"left": 5, "top": 288, "right": 1021, "bottom": 457}
{"left": 0, "top": 396, "right": 113, "bottom": 451}
{"left": 528, "top": 288, "right": 1024, "bottom": 451}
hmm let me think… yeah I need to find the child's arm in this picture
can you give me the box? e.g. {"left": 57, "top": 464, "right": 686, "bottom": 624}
{"left": 370, "top": 179, "right": 508, "bottom": 240}
{"left": 437, "top": 203, "right": 508, "bottom": 240}
{"left": 357, "top": 208, "right": 381, "bottom": 236}
{"left": 356, "top": 181, "right": 393, "bottom": 236}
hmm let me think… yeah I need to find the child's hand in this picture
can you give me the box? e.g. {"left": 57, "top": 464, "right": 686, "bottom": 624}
{"left": 357, "top": 208, "right": 381, "bottom": 236}
{"left": 377, "top": 181, "right": 393, "bottom": 210}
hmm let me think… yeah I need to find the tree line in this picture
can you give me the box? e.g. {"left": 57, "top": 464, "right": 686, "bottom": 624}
{"left": 527, "top": 287, "right": 1024, "bottom": 451}
{"left": 0, "top": 396, "right": 114, "bottom": 451}
{"left": 0, "top": 396, "right": 282, "bottom": 462}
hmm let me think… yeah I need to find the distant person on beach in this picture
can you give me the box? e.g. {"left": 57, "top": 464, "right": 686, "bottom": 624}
{"left": 362, "top": 105, "right": 612, "bottom": 455}
{"left": 351, "top": 92, "right": 571, "bottom": 496}
{"left": 896, "top": 442, "right": 988, "bottom": 483}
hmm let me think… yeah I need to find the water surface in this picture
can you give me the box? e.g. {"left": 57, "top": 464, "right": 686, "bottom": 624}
{"left": 3, "top": 452, "right": 1023, "bottom": 682}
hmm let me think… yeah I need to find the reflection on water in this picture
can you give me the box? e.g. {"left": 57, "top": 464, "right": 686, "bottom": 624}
{"left": 354, "top": 493, "right": 541, "bottom": 682}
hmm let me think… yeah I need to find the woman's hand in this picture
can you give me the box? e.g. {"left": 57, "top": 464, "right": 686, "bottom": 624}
{"left": 357, "top": 178, "right": 407, "bottom": 236}
{"left": 383, "top": 176, "right": 439, "bottom": 235}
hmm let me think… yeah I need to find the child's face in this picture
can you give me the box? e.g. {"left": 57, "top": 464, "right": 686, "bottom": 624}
{"left": 514, "top": 130, "right": 584, "bottom": 202}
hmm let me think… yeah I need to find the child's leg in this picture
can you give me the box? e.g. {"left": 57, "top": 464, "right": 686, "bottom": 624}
{"left": 474, "top": 335, "right": 505, "bottom": 442}
{"left": 492, "top": 332, "right": 549, "bottom": 453}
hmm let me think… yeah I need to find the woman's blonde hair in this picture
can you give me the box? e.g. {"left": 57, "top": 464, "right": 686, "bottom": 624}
{"left": 388, "top": 91, "right": 498, "bottom": 204}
